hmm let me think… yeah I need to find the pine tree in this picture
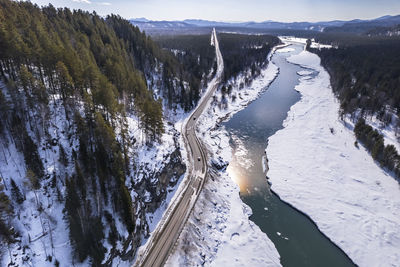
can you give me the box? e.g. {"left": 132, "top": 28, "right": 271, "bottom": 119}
{"left": 23, "top": 135, "right": 44, "bottom": 179}
{"left": 65, "top": 178, "right": 84, "bottom": 261}
{"left": 0, "top": 180, "right": 13, "bottom": 243}
{"left": 56, "top": 61, "right": 74, "bottom": 100}
{"left": 10, "top": 179, "right": 24, "bottom": 204}
{"left": 59, "top": 145, "right": 68, "bottom": 167}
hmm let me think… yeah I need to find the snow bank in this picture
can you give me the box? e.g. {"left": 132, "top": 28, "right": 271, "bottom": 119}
{"left": 166, "top": 48, "right": 281, "bottom": 266}
{"left": 297, "top": 70, "right": 313, "bottom": 76}
{"left": 267, "top": 50, "right": 400, "bottom": 267}
{"left": 276, "top": 47, "right": 295, "bottom": 53}
{"left": 200, "top": 45, "right": 281, "bottom": 124}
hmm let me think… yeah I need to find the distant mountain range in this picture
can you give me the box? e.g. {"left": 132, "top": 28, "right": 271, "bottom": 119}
{"left": 130, "top": 15, "right": 400, "bottom": 34}
{"left": 324, "top": 15, "right": 400, "bottom": 34}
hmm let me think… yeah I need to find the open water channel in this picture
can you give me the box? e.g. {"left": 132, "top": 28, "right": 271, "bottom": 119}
{"left": 224, "top": 43, "right": 355, "bottom": 267}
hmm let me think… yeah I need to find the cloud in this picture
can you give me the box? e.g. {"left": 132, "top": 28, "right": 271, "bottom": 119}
{"left": 72, "top": 0, "right": 92, "bottom": 4}
{"left": 98, "top": 2, "right": 111, "bottom": 5}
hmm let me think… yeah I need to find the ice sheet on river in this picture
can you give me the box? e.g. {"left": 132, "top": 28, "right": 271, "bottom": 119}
{"left": 267, "top": 50, "right": 400, "bottom": 267}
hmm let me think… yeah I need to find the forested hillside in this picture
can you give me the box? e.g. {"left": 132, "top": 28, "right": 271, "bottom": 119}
{"left": 155, "top": 34, "right": 216, "bottom": 110}
{"left": 366, "top": 24, "right": 400, "bottom": 36}
{"left": 0, "top": 0, "right": 202, "bottom": 265}
{"left": 218, "top": 33, "right": 280, "bottom": 82}
{"left": 312, "top": 39, "right": 400, "bottom": 116}
{"left": 156, "top": 33, "right": 280, "bottom": 85}
{"left": 323, "top": 15, "right": 400, "bottom": 34}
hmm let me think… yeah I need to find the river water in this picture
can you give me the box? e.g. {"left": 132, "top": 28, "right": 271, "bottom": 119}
{"left": 224, "top": 44, "right": 355, "bottom": 267}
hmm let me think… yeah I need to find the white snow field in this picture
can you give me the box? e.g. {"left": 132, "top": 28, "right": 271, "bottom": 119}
{"left": 266, "top": 49, "right": 400, "bottom": 267}
{"left": 166, "top": 46, "right": 285, "bottom": 267}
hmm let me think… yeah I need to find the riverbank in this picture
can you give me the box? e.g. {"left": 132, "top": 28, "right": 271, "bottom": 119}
{"left": 166, "top": 46, "right": 282, "bottom": 266}
{"left": 266, "top": 49, "right": 400, "bottom": 266}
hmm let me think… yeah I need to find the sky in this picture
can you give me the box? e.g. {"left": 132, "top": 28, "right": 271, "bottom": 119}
{"left": 27, "top": 0, "right": 400, "bottom": 22}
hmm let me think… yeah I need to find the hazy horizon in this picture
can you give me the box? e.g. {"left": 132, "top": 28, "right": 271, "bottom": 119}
{"left": 28, "top": 0, "right": 400, "bottom": 23}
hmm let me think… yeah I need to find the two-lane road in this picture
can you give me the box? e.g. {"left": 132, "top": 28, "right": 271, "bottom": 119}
{"left": 134, "top": 28, "right": 224, "bottom": 267}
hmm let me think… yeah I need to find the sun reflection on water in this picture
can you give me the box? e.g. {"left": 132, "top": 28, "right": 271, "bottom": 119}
{"left": 227, "top": 163, "right": 250, "bottom": 195}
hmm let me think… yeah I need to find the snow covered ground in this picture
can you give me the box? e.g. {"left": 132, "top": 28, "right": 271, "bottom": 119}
{"left": 279, "top": 36, "right": 334, "bottom": 49}
{"left": 166, "top": 46, "right": 284, "bottom": 266}
{"left": 266, "top": 49, "right": 400, "bottom": 267}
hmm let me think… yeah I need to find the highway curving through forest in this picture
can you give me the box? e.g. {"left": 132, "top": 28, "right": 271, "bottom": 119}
{"left": 134, "top": 28, "right": 224, "bottom": 267}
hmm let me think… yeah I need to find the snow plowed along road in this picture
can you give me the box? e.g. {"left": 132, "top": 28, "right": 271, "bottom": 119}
{"left": 134, "top": 28, "right": 224, "bottom": 267}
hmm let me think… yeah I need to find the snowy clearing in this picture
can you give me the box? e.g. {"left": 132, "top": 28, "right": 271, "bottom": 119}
{"left": 266, "top": 49, "right": 400, "bottom": 267}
